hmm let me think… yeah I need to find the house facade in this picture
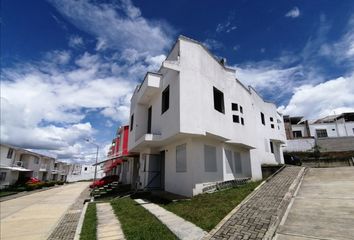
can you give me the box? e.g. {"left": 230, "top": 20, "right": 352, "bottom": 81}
{"left": 101, "top": 125, "right": 139, "bottom": 187}
{"left": 0, "top": 144, "right": 71, "bottom": 188}
{"left": 283, "top": 113, "right": 354, "bottom": 152}
{"left": 128, "top": 36, "right": 286, "bottom": 197}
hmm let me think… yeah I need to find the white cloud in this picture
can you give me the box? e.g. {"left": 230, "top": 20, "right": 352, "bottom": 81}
{"left": 2, "top": 0, "right": 174, "bottom": 161}
{"left": 49, "top": 0, "right": 174, "bottom": 55}
{"left": 216, "top": 13, "right": 237, "bottom": 33}
{"left": 285, "top": 7, "right": 300, "bottom": 18}
{"left": 278, "top": 74, "right": 354, "bottom": 119}
{"left": 68, "top": 35, "right": 84, "bottom": 48}
{"left": 203, "top": 39, "right": 223, "bottom": 50}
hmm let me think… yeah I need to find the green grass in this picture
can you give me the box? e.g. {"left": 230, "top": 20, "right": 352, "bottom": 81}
{"left": 0, "top": 191, "right": 18, "bottom": 197}
{"left": 162, "top": 181, "right": 261, "bottom": 231}
{"left": 80, "top": 203, "right": 97, "bottom": 240}
{"left": 111, "top": 198, "right": 177, "bottom": 240}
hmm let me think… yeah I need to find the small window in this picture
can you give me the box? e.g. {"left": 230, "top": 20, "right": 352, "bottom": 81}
{"left": 0, "top": 172, "right": 6, "bottom": 181}
{"left": 231, "top": 103, "right": 238, "bottom": 111}
{"left": 241, "top": 118, "right": 244, "bottom": 125}
{"left": 213, "top": 87, "right": 225, "bottom": 113}
{"left": 161, "top": 85, "right": 170, "bottom": 114}
{"left": 261, "top": 112, "right": 265, "bottom": 125}
{"left": 84, "top": 167, "right": 88, "bottom": 171}
{"left": 7, "top": 148, "right": 14, "bottom": 159}
{"left": 130, "top": 114, "right": 134, "bottom": 131}
{"left": 34, "top": 157, "right": 39, "bottom": 164}
{"left": 233, "top": 115, "right": 240, "bottom": 123}
{"left": 293, "top": 131, "right": 302, "bottom": 138}
{"left": 270, "top": 117, "right": 274, "bottom": 122}
{"left": 271, "top": 124, "right": 274, "bottom": 129}
{"left": 270, "top": 141, "right": 274, "bottom": 153}
{"left": 240, "top": 106, "right": 243, "bottom": 113}
{"left": 204, "top": 145, "right": 217, "bottom": 172}
{"left": 234, "top": 152, "right": 242, "bottom": 174}
{"left": 316, "top": 129, "right": 328, "bottom": 138}
{"left": 176, "top": 144, "right": 187, "bottom": 172}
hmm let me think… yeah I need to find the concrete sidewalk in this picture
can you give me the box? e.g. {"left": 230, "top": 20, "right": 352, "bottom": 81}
{"left": 0, "top": 182, "right": 89, "bottom": 240}
{"left": 275, "top": 167, "right": 354, "bottom": 240}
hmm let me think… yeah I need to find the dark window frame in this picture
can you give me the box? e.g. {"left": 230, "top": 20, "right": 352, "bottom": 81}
{"left": 261, "top": 112, "right": 265, "bottom": 125}
{"left": 241, "top": 117, "right": 244, "bottom": 125}
{"left": 270, "top": 141, "right": 274, "bottom": 153}
{"left": 240, "top": 106, "right": 243, "bottom": 113}
{"left": 130, "top": 114, "right": 134, "bottom": 131}
{"left": 161, "top": 85, "right": 170, "bottom": 114}
{"left": 7, "top": 148, "right": 14, "bottom": 159}
{"left": 231, "top": 103, "right": 238, "bottom": 111}
{"left": 233, "top": 115, "right": 240, "bottom": 123}
{"left": 147, "top": 106, "right": 152, "bottom": 134}
{"left": 213, "top": 87, "right": 225, "bottom": 114}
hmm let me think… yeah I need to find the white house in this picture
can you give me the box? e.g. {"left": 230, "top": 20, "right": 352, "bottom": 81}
{"left": 128, "top": 36, "right": 286, "bottom": 197}
{"left": 66, "top": 164, "right": 104, "bottom": 182}
{"left": 0, "top": 144, "right": 71, "bottom": 188}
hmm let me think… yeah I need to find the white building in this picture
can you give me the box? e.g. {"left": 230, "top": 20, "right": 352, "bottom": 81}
{"left": 0, "top": 144, "right": 71, "bottom": 188}
{"left": 66, "top": 164, "right": 104, "bottom": 182}
{"left": 128, "top": 36, "right": 286, "bottom": 197}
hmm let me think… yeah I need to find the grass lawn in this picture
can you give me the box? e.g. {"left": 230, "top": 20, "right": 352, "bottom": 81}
{"left": 111, "top": 198, "right": 177, "bottom": 240}
{"left": 162, "top": 181, "right": 261, "bottom": 231}
{"left": 80, "top": 203, "right": 97, "bottom": 240}
{"left": 0, "top": 191, "right": 18, "bottom": 197}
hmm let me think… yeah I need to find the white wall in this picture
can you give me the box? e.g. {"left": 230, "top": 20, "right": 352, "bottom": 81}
{"left": 283, "top": 138, "right": 315, "bottom": 152}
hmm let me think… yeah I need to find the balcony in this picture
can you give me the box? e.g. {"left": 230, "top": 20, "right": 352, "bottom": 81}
{"left": 161, "top": 59, "right": 180, "bottom": 72}
{"left": 135, "top": 72, "right": 161, "bottom": 105}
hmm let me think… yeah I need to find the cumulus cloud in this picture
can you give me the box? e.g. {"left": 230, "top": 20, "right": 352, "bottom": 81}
{"left": 278, "top": 74, "right": 354, "bottom": 119}
{"left": 2, "top": 0, "right": 174, "bottom": 161}
{"left": 203, "top": 39, "right": 223, "bottom": 50}
{"left": 49, "top": 0, "right": 174, "bottom": 55}
{"left": 68, "top": 35, "right": 84, "bottom": 48}
{"left": 285, "top": 7, "right": 300, "bottom": 18}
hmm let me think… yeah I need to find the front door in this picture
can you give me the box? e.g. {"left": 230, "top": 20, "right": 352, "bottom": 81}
{"left": 146, "top": 154, "right": 161, "bottom": 189}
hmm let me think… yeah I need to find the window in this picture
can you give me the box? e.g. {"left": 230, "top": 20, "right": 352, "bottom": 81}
{"left": 261, "top": 112, "right": 265, "bottom": 125}
{"left": 271, "top": 124, "right": 275, "bottom": 129}
{"left": 204, "top": 145, "right": 217, "bottom": 172}
{"left": 147, "top": 106, "right": 152, "bottom": 134}
{"left": 176, "top": 144, "right": 187, "bottom": 172}
{"left": 231, "top": 103, "right": 238, "bottom": 111}
{"left": 0, "top": 172, "right": 6, "bottom": 181}
{"left": 7, "top": 148, "right": 14, "bottom": 159}
{"left": 233, "top": 115, "right": 240, "bottom": 123}
{"left": 316, "top": 129, "right": 328, "bottom": 138}
{"left": 234, "top": 152, "right": 242, "bottom": 174}
{"left": 240, "top": 106, "right": 243, "bottom": 113}
{"left": 161, "top": 85, "right": 170, "bottom": 114}
{"left": 270, "top": 141, "right": 274, "bottom": 153}
{"left": 130, "top": 114, "right": 134, "bottom": 131}
{"left": 213, "top": 87, "right": 225, "bottom": 113}
{"left": 293, "top": 131, "right": 302, "bottom": 138}
{"left": 225, "top": 150, "right": 233, "bottom": 174}
{"left": 34, "top": 157, "right": 39, "bottom": 164}
{"left": 84, "top": 167, "right": 88, "bottom": 171}
{"left": 241, "top": 118, "right": 244, "bottom": 125}
{"left": 270, "top": 117, "right": 274, "bottom": 122}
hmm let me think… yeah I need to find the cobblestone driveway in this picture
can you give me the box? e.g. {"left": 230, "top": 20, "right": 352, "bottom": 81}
{"left": 209, "top": 166, "right": 304, "bottom": 240}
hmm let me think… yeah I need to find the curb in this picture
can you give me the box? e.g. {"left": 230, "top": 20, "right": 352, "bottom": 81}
{"left": 202, "top": 166, "right": 285, "bottom": 240}
{"left": 74, "top": 202, "right": 89, "bottom": 240}
{"left": 264, "top": 167, "right": 306, "bottom": 240}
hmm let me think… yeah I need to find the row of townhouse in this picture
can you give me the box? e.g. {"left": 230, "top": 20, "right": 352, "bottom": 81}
{"left": 101, "top": 36, "right": 287, "bottom": 197}
{"left": 283, "top": 113, "right": 354, "bottom": 152}
{"left": 0, "top": 144, "right": 71, "bottom": 189}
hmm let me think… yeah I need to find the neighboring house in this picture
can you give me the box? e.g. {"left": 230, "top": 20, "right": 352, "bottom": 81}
{"left": 101, "top": 125, "right": 139, "bottom": 188}
{"left": 128, "top": 36, "right": 286, "bottom": 197}
{"left": 66, "top": 164, "right": 104, "bottom": 182}
{"left": 283, "top": 113, "right": 354, "bottom": 152}
{"left": 0, "top": 143, "right": 71, "bottom": 188}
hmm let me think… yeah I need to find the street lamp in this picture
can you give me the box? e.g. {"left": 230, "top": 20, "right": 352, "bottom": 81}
{"left": 85, "top": 139, "right": 99, "bottom": 183}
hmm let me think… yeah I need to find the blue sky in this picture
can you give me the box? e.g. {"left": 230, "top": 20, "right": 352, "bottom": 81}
{"left": 1, "top": 0, "right": 354, "bottom": 162}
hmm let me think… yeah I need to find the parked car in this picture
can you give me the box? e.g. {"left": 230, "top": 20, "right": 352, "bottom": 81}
{"left": 89, "top": 175, "right": 119, "bottom": 188}
{"left": 284, "top": 154, "right": 302, "bottom": 166}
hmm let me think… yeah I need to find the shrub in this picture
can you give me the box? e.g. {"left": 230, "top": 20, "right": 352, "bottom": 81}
{"left": 25, "top": 182, "right": 45, "bottom": 191}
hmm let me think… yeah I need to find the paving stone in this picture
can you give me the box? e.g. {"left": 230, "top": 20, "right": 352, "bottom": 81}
{"left": 209, "top": 166, "right": 303, "bottom": 240}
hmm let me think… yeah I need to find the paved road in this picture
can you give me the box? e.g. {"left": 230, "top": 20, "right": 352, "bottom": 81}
{"left": 275, "top": 167, "right": 354, "bottom": 240}
{"left": 0, "top": 182, "right": 89, "bottom": 240}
